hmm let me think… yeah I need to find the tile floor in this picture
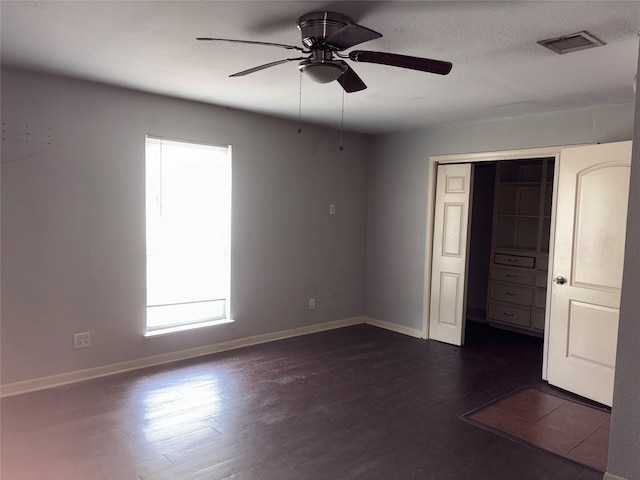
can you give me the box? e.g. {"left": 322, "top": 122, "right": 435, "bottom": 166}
{"left": 467, "top": 388, "right": 611, "bottom": 472}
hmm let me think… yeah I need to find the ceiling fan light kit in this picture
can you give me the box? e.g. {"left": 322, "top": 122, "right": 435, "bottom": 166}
{"left": 298, "top": 59, "right": 347, "bottom": 83}
{"left": 297, "top": 48, "right": 347, "bottom": 83}
{"left": 197, "top": 11, "right": 453, "bottom": 92}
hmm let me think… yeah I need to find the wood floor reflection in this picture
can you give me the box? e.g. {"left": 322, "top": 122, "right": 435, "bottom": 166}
{"left": 1, "top": 324, "right": 603, "bottom": 479}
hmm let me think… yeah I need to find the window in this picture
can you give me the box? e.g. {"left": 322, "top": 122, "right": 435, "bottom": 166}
{"left": 145, "top": 137, "right": 231, "bottom": 334}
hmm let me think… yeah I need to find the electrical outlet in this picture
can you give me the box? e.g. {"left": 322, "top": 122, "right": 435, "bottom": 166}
{"left": 73, "top": 332, "right": 91, "bottom": 349}
{"left": 329, "top": 204, "right": 336, "bottom": 215}
{"left": 308, "top": 298, "right": 316, "bottom": 310}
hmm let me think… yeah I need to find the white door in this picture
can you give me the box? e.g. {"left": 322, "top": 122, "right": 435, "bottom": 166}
{"left": 547, "top": 141, "right": 632, "bottom": 406}
{"left": 429, "top": 163, "right": 472, "bottom": 346}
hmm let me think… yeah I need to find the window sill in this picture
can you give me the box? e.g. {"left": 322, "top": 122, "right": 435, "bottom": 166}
{"left": 144, "top": 318, "right": 234, "bottom": 338}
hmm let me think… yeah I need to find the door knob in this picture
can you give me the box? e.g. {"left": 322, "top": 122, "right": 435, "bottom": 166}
{"left": 553, "top": 276, "right": 567, "bottom": 285}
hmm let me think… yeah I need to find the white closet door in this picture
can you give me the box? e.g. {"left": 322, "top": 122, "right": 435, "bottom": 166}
{"left": 547, "top": 141, "right": 631, "bottom": 406}
{"left": 429, "top": 163, "right": 472, "bottom": 346}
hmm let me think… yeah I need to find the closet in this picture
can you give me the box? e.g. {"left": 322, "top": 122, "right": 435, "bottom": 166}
{"left": 466, "top": 157, "right": 554, "bottom": 337}
{"left": 428, "top": 141, "right": 632, "bottom": 406}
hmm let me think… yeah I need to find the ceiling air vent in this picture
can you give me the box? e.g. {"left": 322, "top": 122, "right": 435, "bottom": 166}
{"left": 538, "top": 31, "right": 605, "bottom": 54}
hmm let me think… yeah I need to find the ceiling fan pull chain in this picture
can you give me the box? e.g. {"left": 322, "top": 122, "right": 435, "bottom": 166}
{"left": 298, "top": 71, "right": 303, "bottom": 134}
{"left": 339, "top": 87, "right": 345, "bottom": 151}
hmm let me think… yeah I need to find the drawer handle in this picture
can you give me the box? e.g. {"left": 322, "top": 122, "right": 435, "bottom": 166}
{"left": 507, "top": 259, "right": 518, "bottom": 263}
{"left": 506, "top": 274, "right": 518, "bottom": 278}
{"left": 506, "top": 292, "right": 516, "bottom": 296}
{"left": 503, "top": 313, "right": 514, "bottom": 317}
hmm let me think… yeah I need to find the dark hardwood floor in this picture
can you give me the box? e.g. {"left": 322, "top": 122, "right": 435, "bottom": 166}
{"left": 1, "top": 323, "right": 603, "bottom": 479}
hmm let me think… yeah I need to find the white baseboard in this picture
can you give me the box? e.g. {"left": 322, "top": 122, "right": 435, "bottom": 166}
{"left": 0, "top": 316, "right": 366, "bottom": 398}
{"left": 364, "top": 316, "right": 424, "bottom": 338}
{"left": 604, "top": 473, "right": 628, "bottom": 480}
{"left": 0, "top": 315, "right": 425, "bottom": 398}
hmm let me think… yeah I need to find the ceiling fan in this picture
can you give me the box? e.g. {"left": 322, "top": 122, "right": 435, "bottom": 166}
{"left": 197, "top": 11, "right": 453, "bottom": 93}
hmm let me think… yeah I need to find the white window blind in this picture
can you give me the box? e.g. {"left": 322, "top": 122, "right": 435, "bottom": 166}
{"left": 145, "top": 137, "right": 231, "bottom": 333}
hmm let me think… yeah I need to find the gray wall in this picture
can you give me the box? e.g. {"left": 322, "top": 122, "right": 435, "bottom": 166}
{"left": 0, "top": 67, "right": 370, "bottom": 385}
{"left": 365, "top": 103, "right": 636, "bottom": 330}
{"left": 607, "top": 48, "right": 640, "bottom": 480}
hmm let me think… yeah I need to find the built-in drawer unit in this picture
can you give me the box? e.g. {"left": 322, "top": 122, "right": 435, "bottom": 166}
{"left": 488, "top": 303, "right": 531, "bottom": 328}
{"left": 491, "top": 267, "right": 535, "bottom": 286}
{"left": 532, "top": 310, "right": 545, "bottom": 330}
{"left": 537, "top": 256, "right": 549, "bottom": 271}
{"left": 487, "top": 251, "right": 544, "bottom": 333}
{"left": 536, "top": 272, "right": 548, "bottom": 288}
{"left": 494, "top": 253, "right": 535, "bottom": 269}
{"left": 490, "top": 282, "right": 533, "bottom": 306}
{"left": 534, "top": 289, "right": 547, "bottom": 309}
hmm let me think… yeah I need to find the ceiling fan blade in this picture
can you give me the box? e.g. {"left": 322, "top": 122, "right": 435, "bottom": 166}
{"left": 197, "top": 37, "right": 307, "bottom": 53}
{"left": 230, "top": 57, "right": 307, "bottom": 77}
{"left": 324, "top": 23, "right": 382, "bottom": 50}
{"left": 336, "top": 63, "right": 367, "bottom": 92}
{"left": 348, "top": 50, "right": 453, "bottom": 75}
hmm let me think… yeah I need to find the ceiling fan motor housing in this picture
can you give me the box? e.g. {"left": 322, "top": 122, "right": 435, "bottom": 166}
{"left": 296, "top": 12, "right": 351, "bottom": 83}
{"left": 297, "top": 12, "right": 352, "bottom": 49}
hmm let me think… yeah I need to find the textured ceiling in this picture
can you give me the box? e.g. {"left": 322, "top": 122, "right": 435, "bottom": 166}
{"left": 1, "top": 1, "right": 639, "bottom": 134}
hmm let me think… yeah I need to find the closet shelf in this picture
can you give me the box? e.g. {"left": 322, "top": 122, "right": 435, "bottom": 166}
{"left": 499, "top": 182, "right": 542, "bottom": 186}
{"left": 488, "top": 157, "right": 554, "bottom": 336}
